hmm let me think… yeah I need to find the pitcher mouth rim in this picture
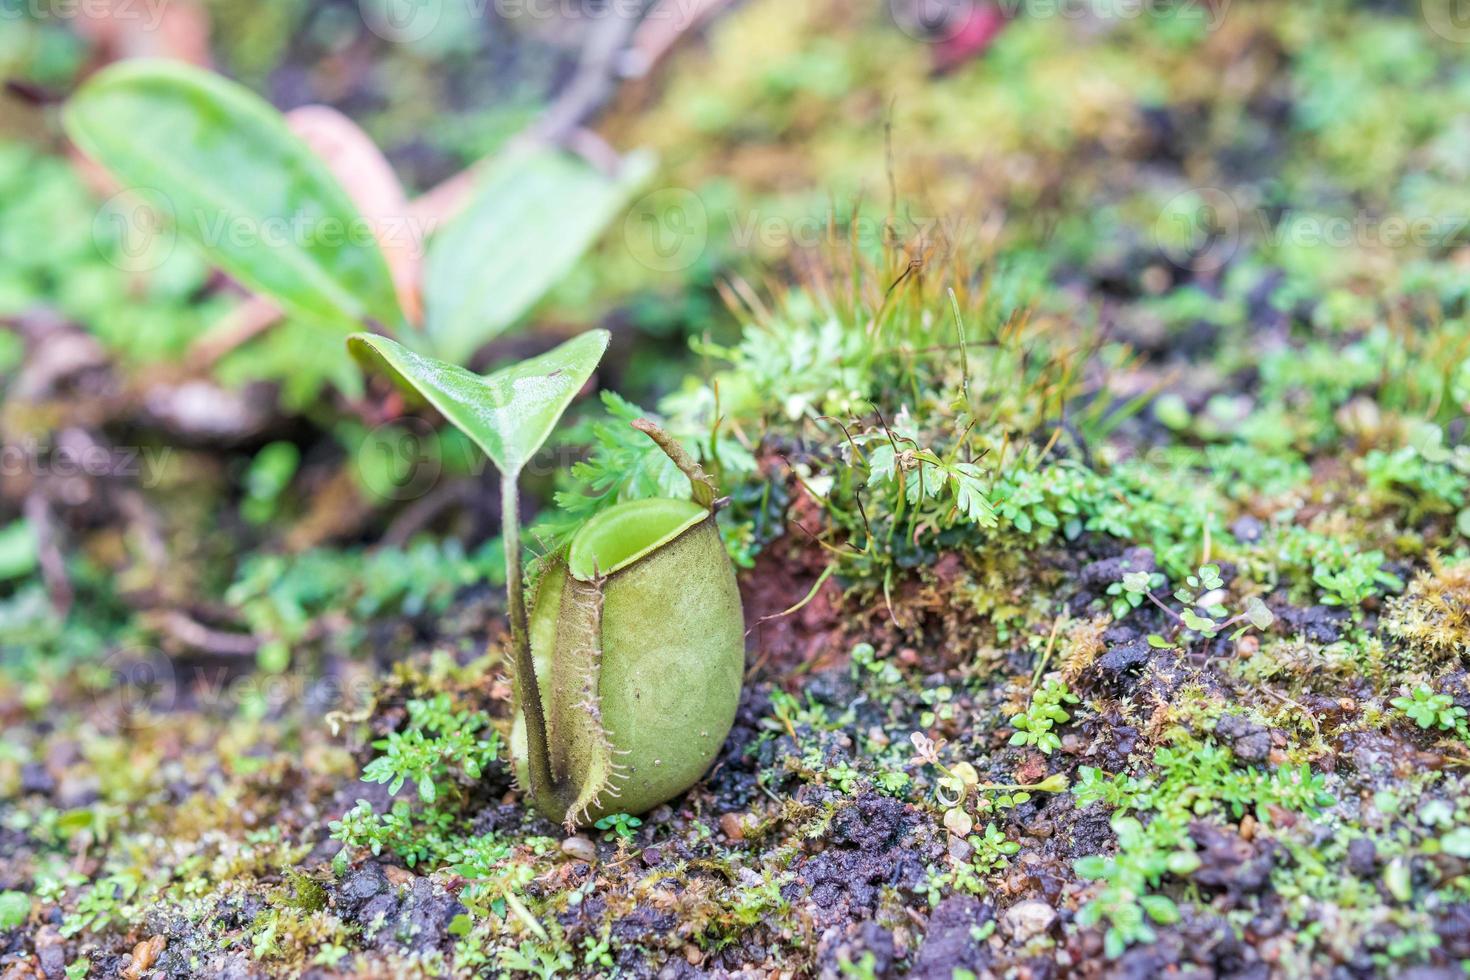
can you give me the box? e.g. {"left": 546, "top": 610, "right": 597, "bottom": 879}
{"left": 567, "top": 497, "right": 711, "bottom": 582}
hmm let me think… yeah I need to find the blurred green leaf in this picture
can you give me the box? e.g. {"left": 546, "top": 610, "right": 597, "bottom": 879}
{"left": 0, "top": 520, "right": 38, "bottom": 582}
{"left": 423, "top": 149, "right": 653, "bottom": 363}
{"left": 63, "top": 60, "right": 403, "bottom": 335}
{"left": 0, "top": 891, "right": 29, "bottom": 929}
{"left": 242, "top": 441, "right": 301, "bottom": 525}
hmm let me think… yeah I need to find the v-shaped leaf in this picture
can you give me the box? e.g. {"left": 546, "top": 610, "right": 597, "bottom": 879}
{"left": 348, "top": 330, "right": 609, "bottom": 478}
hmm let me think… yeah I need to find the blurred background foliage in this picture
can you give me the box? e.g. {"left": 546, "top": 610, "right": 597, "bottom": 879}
{"left": 7, "top": 0, "right": 1470, "bottom": 677}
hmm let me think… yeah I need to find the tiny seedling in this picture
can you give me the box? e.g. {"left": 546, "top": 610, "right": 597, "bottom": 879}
{"left": 1008, "top": 678, "right": 1079, "bottom": 755}
{"left": 911, "top": 732, "right": 1068, "bottom": 836}
{"left": 1074, "top": 813, "right": 1198, "bottom": 959}
{"left": 593, "top": 813, "right": 643, "bottom": 842}
{"left": 1117, "top": 564, "right": 1274, "bottom": 643}
{"left": 1391, "top": 684, "right": 1468, "bottom": 738}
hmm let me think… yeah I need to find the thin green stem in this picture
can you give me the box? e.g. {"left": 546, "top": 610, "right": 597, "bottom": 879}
{"left": 501, "top": 471, "right": 561, "bottom": 809}
{"left": 976, "top": 776, "right": 1069, "bottom": 793}
{"left": 1144, "top": 589, "right": 1184, "bottom": 623}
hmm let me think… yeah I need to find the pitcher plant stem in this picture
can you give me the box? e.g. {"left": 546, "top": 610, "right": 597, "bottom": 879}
{"left": 500, "top": 471, "right": 563, "bottom": 812}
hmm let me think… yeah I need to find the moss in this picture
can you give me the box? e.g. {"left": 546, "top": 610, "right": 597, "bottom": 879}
{"left": 12, "top": 1, "right": 1470, "bottom": 975}
{"left": 1384, "top": 558, "right": 1470, "bottom": 666}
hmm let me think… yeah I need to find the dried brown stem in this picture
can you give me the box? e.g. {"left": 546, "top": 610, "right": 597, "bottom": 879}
{"left": 631, "top": 418, "right": 715, "bottom": 508}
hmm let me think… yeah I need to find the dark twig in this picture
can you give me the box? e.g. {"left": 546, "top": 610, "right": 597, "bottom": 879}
{"left": 24, "top": 493, "right": 73, "bottom": 618}
{"left": 526, "top": 6, "right": 643, "bottom": 149}
{"left": 151, "top": 610, "right": 259, "bottom": 656}
{"left": 382, "top": 480, "right": 476, "bottom": 549}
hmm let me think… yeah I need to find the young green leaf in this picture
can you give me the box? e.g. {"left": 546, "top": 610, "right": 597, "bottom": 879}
{"left": 0, "top": 520, "right": 38, "bottom": 582}
{"left": 1244, "top": 596, "right": 1274, "bottom": 630}
{"left": 948, "top": 462, "right": 998, "bottom": 526}
{"left": 347, "top": 330, "right": 609, "bottom": 478}
{"left": 63, "top": 60, "right": 403, "bottom": 334}
{"left": 0, "top": 891, "right": 29, "bottom": 929}
{"left": 1074, "top": 855, "right": 1108, "bottom": 879}
{"left": 1139, "top": 894, "right": 1180, "bottom": 925}
{"left": 424, "top": 148, "right": 653, "bottom": 363}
